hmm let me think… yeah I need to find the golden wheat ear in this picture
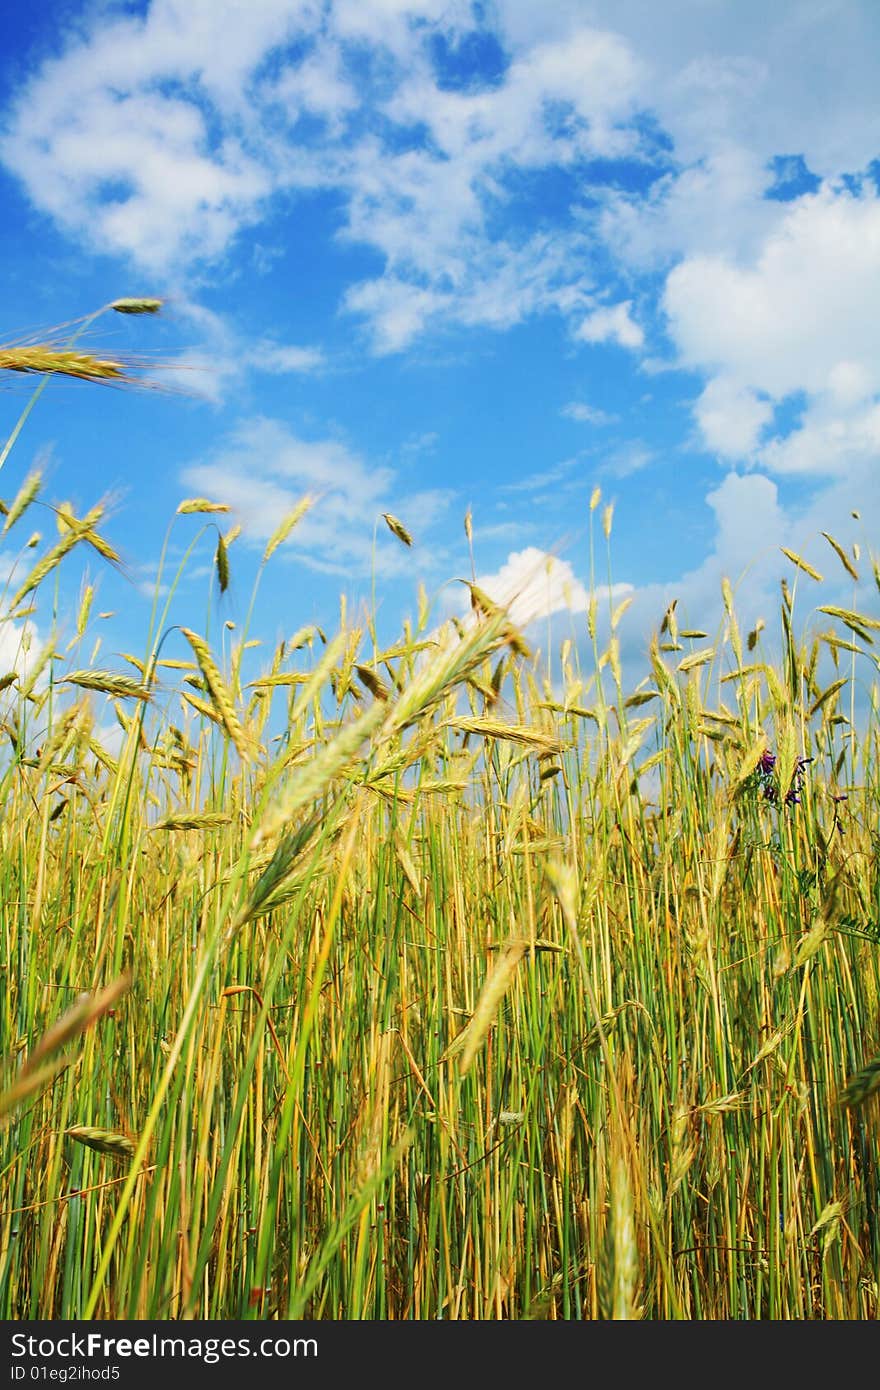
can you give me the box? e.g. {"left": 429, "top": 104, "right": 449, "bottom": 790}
{"left": 111, "top": 298, "right": 162, "bottom": 315}
{"left": 442, "top": 938, "right": 530, "bottom": 1075}
{"left": 179, "top": 626, "right": 252, "bottom": 761}
{"left": 1, "top": 977, "right": 131, "bottom": 1120}
{"left": 382, "top": 511, "right": 414, "bottom": 547}
{"left": 66, "top": 1125, "right": 137, "bottom": 1161}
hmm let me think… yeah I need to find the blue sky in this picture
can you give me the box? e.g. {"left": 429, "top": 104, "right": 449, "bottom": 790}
{"left": 1, "top": 0, "right": 878, "bottom": 694}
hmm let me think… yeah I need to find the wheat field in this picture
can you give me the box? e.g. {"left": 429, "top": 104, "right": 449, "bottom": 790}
{"left": 1, "top": 305, "right": 879, "bottom": 1320}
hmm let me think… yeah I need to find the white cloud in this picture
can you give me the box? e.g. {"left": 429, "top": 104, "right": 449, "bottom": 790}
{"left": 501, "top": 457, "right": 579, "bottom": 495}
{"left": 474, "top": 546, "right": 608, "bottom": 629}
{"left": 2, "top": 0, "right": 878, "bottom": 398}
{"left": 599, "top": 144, "right": 778, "bottom": 272}
{"left": 248, "top": 342, "right": 326, "bottom": 374}
{"left": 664, "top": 185, "right": 880, "bottom": 402}
{"left": 381, "top": 24, "right": 643, "bottom": 168}
{"left": 576, "top": 301, "right": 644, "bottom": 350}
{"left": 0, "top": 1, "right": 319, "bottom": 270}
{"left": 335, "top": 79, "right": 634, "bottom": 350}
{"left": 445, "top": 545, "right": 636, "bottom": 680}
{"left": 155, "top": 299, "right": 327, "bottom": 402}
{"left": 662, "top": 182, "right": 880, "bottom": 475}
{"left": 520, "top": 0, "right": 880, "bottom": 176}
{"left": 332, "top": 0, "right": 471, "bottom": 53}
{"left": 611, "top": 464, "right": 878, "bottom": 695}
{"left": 0, "top": 3, "right": 648, "bottom": 352}
{"left": 761, "top": 400, "right": 880, "bottom": 478}
{"left": 827, "top": 360, "right": 874, "bottom": 409}
{"left": 694, "top": 377, "right": 774, "bottom": 459}
{"left": 180, "top": 416, "right": 451, "bottom": 576}
{"left": 602, "top": 442, "right": 654, "bottom": 478}
{"left": 0, "top": 617, "right": 42, "bottom": 682}
{"left": 343, "top": 278, "right": 449, "bottom": 356}
{"left": 703, "top": 471, "right": 787, "bottom": 578}
{"left": 562, "top": 402, "right": 618, "bottom": 426}
{"left": 269, "top": 45, "right": 360, "bottom": 129}
{"left": 3, "top": 78, "right": 273, "bottom": 273}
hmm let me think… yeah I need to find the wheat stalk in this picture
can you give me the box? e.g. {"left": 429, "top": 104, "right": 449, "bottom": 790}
{"left": 179, "top": 627, "right": 251, "bottom": 761}
{"left": 443, "top": 938, "right": 529, "bottom": 1075}
{"left": 7, "top": 511, "right": 104, "bottom": 611}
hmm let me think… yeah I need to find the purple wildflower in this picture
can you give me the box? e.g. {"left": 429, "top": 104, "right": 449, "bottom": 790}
{"left": 784, "top": 755, "right": 812, "bottom": 805}
{"left": 754, "top": 747, "right": 811, "bottom": 808}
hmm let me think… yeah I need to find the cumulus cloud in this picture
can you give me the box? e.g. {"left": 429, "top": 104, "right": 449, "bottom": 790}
{"left": 0, "top": 2, "right": 321, "bottom": 270}
{"left": 537, "top": 0, "right": 880, "bottom": 176}
{"left": 335, "top": 56, "right": 642, "bottom": 351}
{"left": 2, "top": 0, "right": 878, "bottom": 380}
{"left": 703, "top": 471, "right": 787, "bottom": 579}
{"left": 575, "top": 301, "right": 644, "bottom": 350}
{"left": 694, "top": 378, "right": 774, "bottom": 459}
{"left": 599, "top": 144, "right": 779, "bottom": 272}
{"left": 665, "top": 185, "right": 880, "bottom": 401}
{"left": 594, "top": 465, "right": 875, "bottom": 721}
{"left": 761, "top": 400, "right": 880, "bottom": 479}
{"left": 664, "top": 183, "right": 880, "bottom": 478}
{"left": 342, "top": 278, "right": 449, "bottom": 357}
{"left": 0, "top": 1, "right": 648, "bottom": 352}
{"left": 471, "top": 546, "right": 632, "bottom": 631}
{"left": 3, "top": 0, "right": 879, "bottom": 631}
